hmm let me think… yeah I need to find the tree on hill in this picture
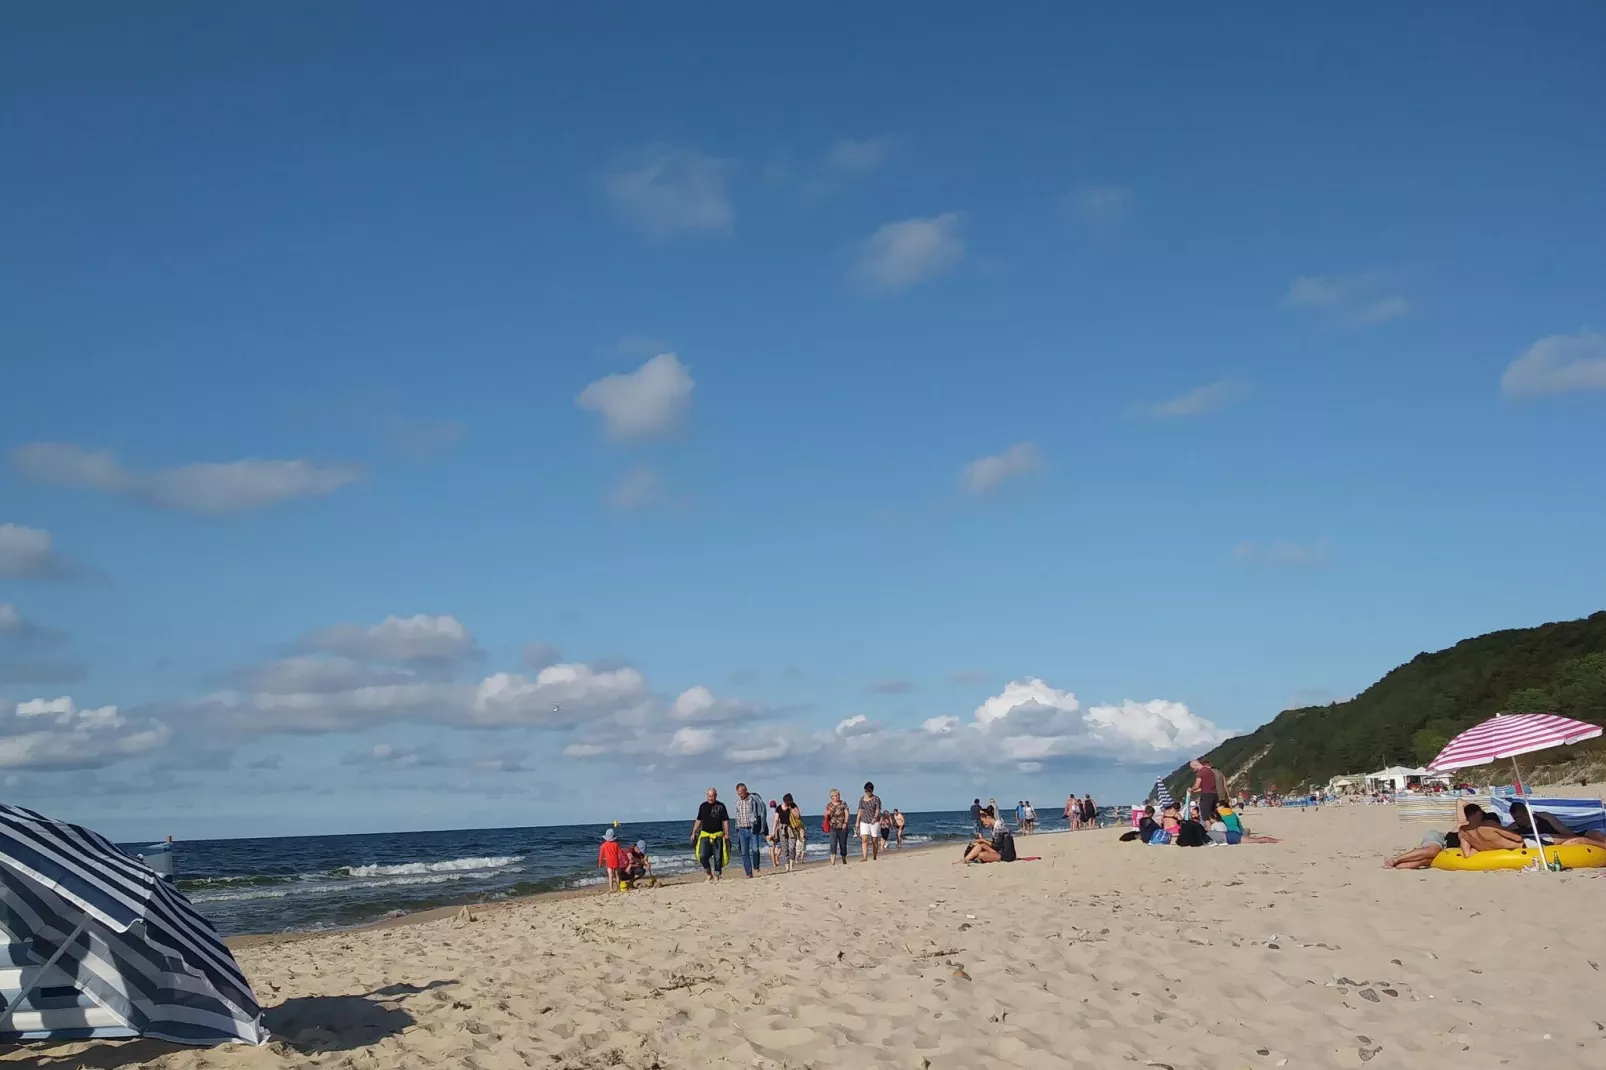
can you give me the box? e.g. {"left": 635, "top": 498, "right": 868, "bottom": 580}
{"left": 1162, "top": 611, "right": 1606, "bottom": 799}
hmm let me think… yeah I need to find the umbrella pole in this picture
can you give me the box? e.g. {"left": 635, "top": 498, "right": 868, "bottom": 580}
{"left": 1510, "top": 755, "right": 1552, "bottom": 873}
{"left": 0, "top": 915, "right": 90, "bottom": 1033}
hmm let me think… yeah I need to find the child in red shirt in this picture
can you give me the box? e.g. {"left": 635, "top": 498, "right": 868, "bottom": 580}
{"left": 597, "top": 829, "right": 623, "bottom": 891}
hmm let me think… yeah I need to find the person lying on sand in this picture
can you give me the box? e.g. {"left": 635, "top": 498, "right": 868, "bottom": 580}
{"left": 956, "top": 811, "right": 1017, "bottom": 864}
{"left": 1506, "top": 801, "right": 1606, "bottom": 846}
{"left": 1384, "top": 804, "right": 1520, "bottom": 868}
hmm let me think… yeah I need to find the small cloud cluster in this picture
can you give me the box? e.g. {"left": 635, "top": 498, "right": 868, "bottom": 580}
{"left": 605, "top": 147, "right": 733, "bottom": 237}
{"left": 1501, "top": 330, "right": 1606, "bottom": 397}
{"left": 0, "top": 603, "right": 83, "bottom": 685}
{"left": 1145, "top": 379, "right": 1247, "bottom": 419}
{"left": 1234, "top": 538, "right": 1330, "bottom": 568}
{"left": 0, "top": 696, "right": 170, "bottom": 770}
{"left": 959, "top": 442, "right": 1041, "bottom": 496}
{"left": 826, "top": 136, "right": 895, "bottom": 177}
{"left": 297, "top": 614, "right": 480, "bottom": 664}
{"left": 578, "top": 353, "right": 695, "bottom": 512}
{"left": 852, "top": 213, "right": 964, "bottom": 293}
{"left": 1068, "top": 185, "right": 1134, "bottom": 224}
{"left": 11, "top": 443, "right": 363, "bottom": 515}
{"left": 0, "top": 524, "right": 83, "bottom": 581}
{"left": 1285, "top": 273, "right": 1410, "bottom": 326}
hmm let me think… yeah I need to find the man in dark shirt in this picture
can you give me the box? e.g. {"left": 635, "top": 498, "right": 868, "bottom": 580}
{"left": 690, "top": 787, "right": 731, "bottom": 881}
{"left": 1190, "top": 759, "right": 1220, "bottom": 822}
{"left": 970, "top": 798, "right": 983, "bottom": 836}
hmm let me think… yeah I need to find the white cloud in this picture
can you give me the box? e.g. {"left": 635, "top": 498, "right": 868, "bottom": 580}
{"left": 834, "top": 714, "right": 876, "bottom": 738}
{"left": 1069, "top": 185, "right": 1133, "bottom": 224}
{"left": 231, "top": 656, "right": 417, "bottom": 695}
{"left": 0, "top": 696, "right": 170, "bottom": 770}
{"left": 1146, "top": 379, "right": 1246, "bottom": 419}
{"left": 852, "top": 213, "right": 964, "bottom": 293}
{"left": 1285, "top": 275, "right": 1347, "bottom": 308}
{"left": 609, "top": 465, "right": 662, "bottom": 511}
{"left": 922, "top": 715, "right": 961, "bottom": 735}
{"left": 10, "top": 443, "right": 362, "bottom": 515}
{"left": 827, "top": 137, "right": 894, "bottom": 176}
{"left": 959, "top": 442, "right": 1042, "bottom": 496}
{"left": 668, "top": 726, "right": 718, "bottom": 756}
{"left": 971, "top": 678, "right": 1227, "bottom": 764}
{"left": 0, "top": 603, "right": 59, "bottom": 642}
{"left": 671, "top": 685, "right": 764, "bottom": 725}
{"left": 340, "top": 742, "right": 443, "bottom": 769}
{"left": 189, "top": 680, "right": 461, "bottom": 735}
{"left": 1234, "top": 539, "right": 1329, "bottom": 567}
{"left": 1285, "top": 273, "right": 1409, "bottom": 326}
{"left": 299, "top": 614, "right": 478, "bottom": 663}
{"left": 1501, "top": 330, "right": 1606, "bottom": 397}
{"left": 577, "top": 354, "right": 695, "bottom": 442}
{"left": 0, "top": 524, "right": 82, "bottom": 581}
{"left": 471, "top": 664, "right": 650, "bottom": 728}
{"left": 605, "top": 147, "right": 733, "bottom": 236}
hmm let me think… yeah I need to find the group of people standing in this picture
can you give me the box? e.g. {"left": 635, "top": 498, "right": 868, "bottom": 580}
{"left": 1064, "top": 792, "right": 1100, "bottom": 830}
{"left": 690, "top": 782, "right": 905, "bottom": 882}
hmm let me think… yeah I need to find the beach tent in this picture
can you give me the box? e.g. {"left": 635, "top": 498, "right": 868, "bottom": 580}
{"left": 0, "top": 805, "right": 267, "bottom": 1046}
{"left": 1427, "top": 712, "right": 1605, "bottom": 871}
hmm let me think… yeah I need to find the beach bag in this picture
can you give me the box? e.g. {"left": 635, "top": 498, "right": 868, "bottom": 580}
{"left": 790, "top": 810, "right": 805, "bottom": 832}
{"left": 1148, "top": 829, "right": 1172, "bottom": 845}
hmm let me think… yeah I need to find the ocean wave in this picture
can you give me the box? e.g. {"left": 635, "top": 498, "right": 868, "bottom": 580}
{"left": 339, "top": 855, "right": 524, "bottom": 879}
{"left": 177, "top": 874, "right": 296, "bottom": 891}
{"left": 186, "top": 871, "right": 487, "bottom": 904}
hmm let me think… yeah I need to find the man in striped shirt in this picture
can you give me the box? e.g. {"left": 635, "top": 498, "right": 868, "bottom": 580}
{"left": 732, "top": 783, "right": 765, "bottom": 878}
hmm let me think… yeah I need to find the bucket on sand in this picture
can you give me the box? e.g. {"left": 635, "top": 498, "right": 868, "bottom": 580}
{"left": 618, "top": 881, "right": 630, "bottom": 892}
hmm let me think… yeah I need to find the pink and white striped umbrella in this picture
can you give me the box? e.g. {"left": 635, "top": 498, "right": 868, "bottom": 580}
{"left": 1427, "top": 712, "right": 1603, "bottom": 772}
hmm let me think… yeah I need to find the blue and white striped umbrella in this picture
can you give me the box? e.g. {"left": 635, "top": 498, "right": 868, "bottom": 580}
{"left": 1154, "top": 779, "right": 1176, "bottom": 809}
{"left": 0, "top": 805, "right": 266, "bottom": 1046}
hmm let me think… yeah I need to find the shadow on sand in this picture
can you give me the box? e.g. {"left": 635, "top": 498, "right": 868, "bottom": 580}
{"left": 13, "top": 981, "right": 455, "bottom": 1068}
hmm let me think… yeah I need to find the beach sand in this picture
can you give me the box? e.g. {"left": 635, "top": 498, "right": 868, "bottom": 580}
{"left": 11, "top": 803, "right": 1606, "bottom": 1069}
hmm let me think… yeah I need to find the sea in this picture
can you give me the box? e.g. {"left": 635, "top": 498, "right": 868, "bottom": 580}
{"left": 131, "top": 806, "right": 1127, "bottom": 937}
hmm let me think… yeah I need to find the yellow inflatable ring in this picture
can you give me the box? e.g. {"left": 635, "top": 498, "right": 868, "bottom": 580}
{"left": 1431, "top": 843, "right": 1606, "bottom": 872}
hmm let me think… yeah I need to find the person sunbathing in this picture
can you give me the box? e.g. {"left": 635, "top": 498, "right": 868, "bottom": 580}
{"left": 1506, "top": 801, "right": 1606, "bottom": 846}
{"left": 1384, "top": 804, "right": 1521, "bottom": 868}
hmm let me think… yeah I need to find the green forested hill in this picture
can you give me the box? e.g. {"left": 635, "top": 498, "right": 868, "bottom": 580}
{"left": 1163, "top": 611, "right": 1606, "bottom": 798}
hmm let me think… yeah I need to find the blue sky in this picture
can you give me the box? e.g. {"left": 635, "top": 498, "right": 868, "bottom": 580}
{"left": 3, "top": 5, "right": 1604, "bottom": 840}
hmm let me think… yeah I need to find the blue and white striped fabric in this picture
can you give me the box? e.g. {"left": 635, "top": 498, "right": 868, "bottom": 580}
{"left": 1488, "top": 796, "right": 1606, "bottom": 836}
{"left": 0, "top": 805, "right": 267, "bottom": 1046}
{"left": 1154, "top": 779, "right": 1176, "bottom": 808}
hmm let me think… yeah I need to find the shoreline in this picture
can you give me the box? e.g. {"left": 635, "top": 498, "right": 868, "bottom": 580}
{"left": 223, "top": 829, "right": 984, "bottom": 950}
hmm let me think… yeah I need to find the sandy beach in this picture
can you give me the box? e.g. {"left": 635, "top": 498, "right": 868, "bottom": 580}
{"left": 11, "top": 803, "right": 1606, "bottom": 1070}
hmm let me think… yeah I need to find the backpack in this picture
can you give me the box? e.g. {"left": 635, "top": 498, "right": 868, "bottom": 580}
{"left": 1147, "top": 829, "right": 1172, "bottom": 845}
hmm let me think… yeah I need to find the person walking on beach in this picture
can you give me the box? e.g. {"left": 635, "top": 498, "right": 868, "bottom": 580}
{"left": 1065, "top": 794, "right": 1080, "bottom": 830}
{"left": 773, "top": 792, "right": 805, "bottom": 871}
{"left": 970, "top": 798, "right": 984, "bottom": 836}
{"left": 732, "top": 783, "right": 765, "bottom": 879}
{"left": 690, "top": 787, "right": 730, "bottom": 882}
{"left": 892, "top": 809, "right": 906, "bottom": 848}
{"left": 857, "top": 782, "right": 883, "bottom": 861}
{"left": 1190, "top": 759, "right": 1220, "bottom": 822}
{"left": 1081, "top": 793, "right": 1097, "bottom": 828}
{"left": 826, "top": 789, "right": 851, "bottom": 865}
